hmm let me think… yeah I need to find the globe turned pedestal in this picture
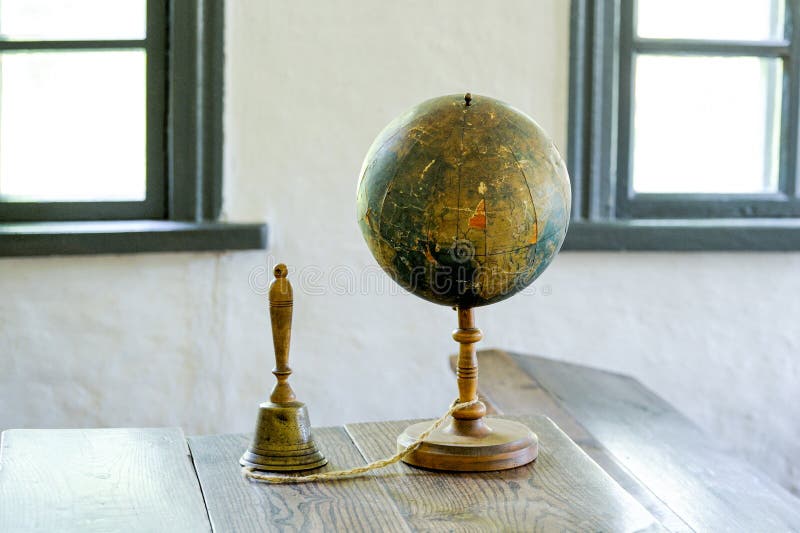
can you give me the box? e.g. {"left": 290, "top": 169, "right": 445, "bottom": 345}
{"left": 397, "top": 307, "right": 538, "bottom": 471}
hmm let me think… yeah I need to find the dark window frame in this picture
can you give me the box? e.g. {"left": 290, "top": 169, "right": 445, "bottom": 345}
{"left": 565, "top": 0, "right": 800, "bottom": 250}
{"left": 0, "top": 0, "right": 266, "bottom": 256}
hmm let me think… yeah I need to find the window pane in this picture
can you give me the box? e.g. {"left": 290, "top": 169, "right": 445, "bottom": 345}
{"left": 0, "top": 0, "right": 145, "bottom": 41}
{"left": 631, "top": 55, "right": 781, "bottom": 194}
{"left": 637, "top": 0, "right": 784, "bottom": 41}
{"left": 0, "top": 51, "right": 146, "bottom": 202}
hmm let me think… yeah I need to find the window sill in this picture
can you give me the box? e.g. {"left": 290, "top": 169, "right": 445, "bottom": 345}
{"left": 0, "top": 220, "right": 267, "bottom": 257}
{"left": 562, "top": 219, "right": 800, "bottom": 251}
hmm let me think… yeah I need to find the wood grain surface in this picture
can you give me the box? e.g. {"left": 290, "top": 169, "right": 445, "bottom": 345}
{"left": 8, "top": 349, "right": 796, "bottom": 532}
{"left": 510, "top": 351, "right": 800, "bottom": 533}
{"left": 452, "top": 350, "right": 692, "bottom": 531}
{"left": 0, "top": 427, "right": 211, "bottom": 533}
{"left": 188, "top": 427, "right": 410, "bottom": 533}
{"left": 345, "top": 415, "right": 661, "bottom": 532}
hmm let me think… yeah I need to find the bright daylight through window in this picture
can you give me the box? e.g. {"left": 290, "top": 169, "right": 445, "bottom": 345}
{"left": 0, "top": 0, "right": 147, "bottom": 202}
{"left": 632, "top": 0, "right": 783, "bottom": 195}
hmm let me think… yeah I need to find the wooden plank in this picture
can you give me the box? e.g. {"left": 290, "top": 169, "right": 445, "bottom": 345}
{"left": 187, "top": 427, "right": 410, "bottom": 533}
{"left": 512, "top": 351, "right": 800, "bottom": 533}
{"left": 0, "top": 427, "right": 211, "bottom": 533}
{"left": 345, "top": 415, "right": 662, "bottom": 532}
{"left": 458, "top": 350, "right": 692, "bottom": 531}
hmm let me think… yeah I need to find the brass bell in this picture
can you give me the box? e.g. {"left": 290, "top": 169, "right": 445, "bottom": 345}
{"left": 240, "top": 263, "right": 326, "bottom": 471}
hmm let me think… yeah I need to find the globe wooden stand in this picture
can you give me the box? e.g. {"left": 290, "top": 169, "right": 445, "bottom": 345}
{"left": 397, "top": 307, "right": 538, "bottom": 471}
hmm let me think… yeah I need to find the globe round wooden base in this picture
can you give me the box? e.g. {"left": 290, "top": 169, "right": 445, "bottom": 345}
{"left": 397, "top": 418, "right": 538, "bottom": 472}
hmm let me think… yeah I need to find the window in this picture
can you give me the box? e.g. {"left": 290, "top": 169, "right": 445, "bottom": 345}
{"left": 0, "top": 0, "right": 266, "bottom": 256}
{"left": 0, "top": 0, "right": 160, "bottom": 220}
{"left": 567, "top": 0, "right": 800, "bottom": 250}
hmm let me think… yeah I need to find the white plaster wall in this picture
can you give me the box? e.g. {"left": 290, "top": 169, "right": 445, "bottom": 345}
{"left": 0, "top": 0, "right": 797, "bottom": 495}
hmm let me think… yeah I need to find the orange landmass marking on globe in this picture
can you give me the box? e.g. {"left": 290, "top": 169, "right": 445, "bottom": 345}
{"left": 529, "top": 220, "right": 539, "bottom": 244}
{"left": 424, "top": 244, "right": 436, "bottom": 264}
{"left": 469, "top": 199, "right": 487, "bottom": 229}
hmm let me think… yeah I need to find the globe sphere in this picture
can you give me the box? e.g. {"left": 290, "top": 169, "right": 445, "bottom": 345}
{"left": 357, "top": 94, "right": 570, "bottom": 308}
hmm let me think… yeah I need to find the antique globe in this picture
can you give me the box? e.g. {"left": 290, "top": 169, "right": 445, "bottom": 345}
{"left": 357, "top": 93, "right": 570, "bottom": 308}
{"left": 356, "top": 93, "right": 571, "bottom": 472}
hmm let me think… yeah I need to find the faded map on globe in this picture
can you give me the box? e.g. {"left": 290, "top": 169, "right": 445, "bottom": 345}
{"left": 357, "top": 94, "right": 571, "bottom": 308}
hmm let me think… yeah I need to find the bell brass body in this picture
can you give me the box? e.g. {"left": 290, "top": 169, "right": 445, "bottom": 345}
{"left": 241, "top": 401, "right": 326, "bottom": 471}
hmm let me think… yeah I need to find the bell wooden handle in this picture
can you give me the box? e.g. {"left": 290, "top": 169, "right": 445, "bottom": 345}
{"left": 269, "top": 263, "right": 296, "bottom": 404}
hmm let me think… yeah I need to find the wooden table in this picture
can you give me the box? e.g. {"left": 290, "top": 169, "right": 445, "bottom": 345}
{"left": 1, "top": 349, "right": 798, "bottom": 532}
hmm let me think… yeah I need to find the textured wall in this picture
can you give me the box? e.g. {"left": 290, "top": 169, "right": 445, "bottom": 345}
{"left": 0, "top": 0, "right": 797, "bottom": 495}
